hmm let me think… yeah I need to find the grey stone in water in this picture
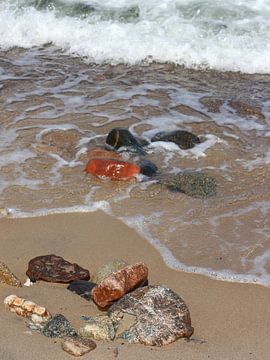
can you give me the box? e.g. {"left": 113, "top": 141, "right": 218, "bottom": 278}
{"left": 151, "top": 130, "right": 200, "bottom": 149}
{"left": 139, "top": 160, "right": 158, "bottom": 177}
{"left": 92, "top": 260, "right": 129, "bottom": 284}
{"left": 160, "top": 172, "right": 217, "bottom": 198}
{"left": 106, "top": 128, "right": 146, "bottom": 155}
{"left": 108, "top": 285, "right": 193, "bottom": 346}
{"left": 43, "top": 314, "right": 76, "bottom": 338}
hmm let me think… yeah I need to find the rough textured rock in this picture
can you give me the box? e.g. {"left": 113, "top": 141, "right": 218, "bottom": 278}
{"left": 4, "top": 294, "right": 51, "bottom": 324}
{"left": 106, "top": 128, "right": 146, "bottom": 154}
{"left": 61, "top": 336, "right": 96, "bottom": 356}
{"left": 67, "top": 280, "right": 96, "bottom": 300}
{"left": 92, "top": 260, "right": 129, "bottom": 284}
{"left": 79, "top": 315, "right": 115, "bottom": 341}
{"left": 91, "top": 262, "right": 148, "bottom": 308}
{"left": 85, "top": 159, "right": 140, "bottom": 181}
{"left": 43, "top": 314, "right": 76, "bottom": 338}
{"left": 0, "top": 262, "right": 21, "bottom": 287}
{"left": 151, "top": 130, "right": 200, "bottom": 150}
{"left": 108, "top": 285, "right": 193, "bottom": 346}
{"left": 160, "top": 172, "right": 217, "bottom": 198}
{"left": 26, "top": 254, "right": 90, "bottom": 283}
{"left": 139, "top": 160, "right": 158, "bottom": 177}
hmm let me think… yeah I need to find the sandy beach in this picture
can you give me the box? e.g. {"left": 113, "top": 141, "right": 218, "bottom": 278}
{"left": 1, "top": 211, "right": 270, "bottom": 360}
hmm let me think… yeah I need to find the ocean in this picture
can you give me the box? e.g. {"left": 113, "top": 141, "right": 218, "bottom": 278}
{"left": 0, "top": 0, "right": 270, "bottom": 286}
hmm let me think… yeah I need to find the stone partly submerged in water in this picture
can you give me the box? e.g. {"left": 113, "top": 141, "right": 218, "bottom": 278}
{"left": 26, "top": 254, "right": 90, "bottom": 283}
{"left": 151, "top": 130, "right": 200, "bottom": 150}
{"left": 43, "top": 314, "right": 77, "bottom": 338}
{"left": 79, "top": 315, "right": 115, "bottom": 341}
{"left": 67, "top": 280, "right": 97, "bottom": 301}
{"left": 85, "top": 158, "right": 140, "bottom": 181}
{"left": 139, "top": 160, "right": 158, "bottom": 177}
{"left": 4, "top": 294, "right": 51, "bottom": 324}
{"left": 160, "top": 172, "right": 217, "bottom": 198}
{"left": 108, "top": 285, "right": 193, "bottom": 346}
{"left": 91, "top": 262, "right": 148, "bottom": 308}
{"left": 0, "top": 262, "right": 21, "bottom": 287}
{"left": 106, "top": 128, "right": 146, "bottom": 155}
{"left": 61, "top": 336, "right": 97, "bottom": 357}
{"left": 92, "top": 260, "right": 129, "bottom": 284}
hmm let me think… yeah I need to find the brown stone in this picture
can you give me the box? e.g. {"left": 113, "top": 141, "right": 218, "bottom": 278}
{"left": 61, "top": 337, "right": 96, "bottom": 356}
{"left": 0, "top": 262, "right": 21, "bottom": 287}
{"left": 91, "top": 262, "right": 148, "bottom": 308}
{"left": 26, "top": 254, "right": 90, "bottom": 283}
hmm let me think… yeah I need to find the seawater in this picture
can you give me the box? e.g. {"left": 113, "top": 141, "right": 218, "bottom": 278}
{"left": 0, "top": 0, "right": 270, "bottom": 286}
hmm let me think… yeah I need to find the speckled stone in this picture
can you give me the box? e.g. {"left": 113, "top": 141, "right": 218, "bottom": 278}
{"left": 151, "top": 130, "right": 200, "bottom": 150}
{"left": 61, "top": 336, "right": 96, "bottom": 356}
{"left": 108, "top": 285, "right": 193, "bottom": 346}
{"left": 0, "top": 262, "right": 21, "bottom": 287}
{"left": 43, "top": 314, "right": 76, "bottom": 338}
{"left": 92, "top": 260, "right": 129, "bottom": 284}
{"left": 78, "top": 315, "right": 115, "bottom": 341}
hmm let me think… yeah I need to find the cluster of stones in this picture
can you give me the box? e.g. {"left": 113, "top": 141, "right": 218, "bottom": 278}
{"left": 2, "top": 255, "right": 193, "bottom": 356}
{"left": 84, "top": 127, "right": 217, "bottom": 198}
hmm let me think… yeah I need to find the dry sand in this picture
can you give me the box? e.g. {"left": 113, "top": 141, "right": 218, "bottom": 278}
{"left": 0, "top": 211, "right": 269, "bottom": 359}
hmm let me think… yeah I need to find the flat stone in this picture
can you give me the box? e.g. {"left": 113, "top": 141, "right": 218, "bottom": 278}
{"left": 160, "top": 172, "right": 217, "bottom": 198}
{"left": 151, "top": 130, "right": 200, "bottom": 150}
{"left": 78, "top": 315, "right": 115, "bottom": 341}
{"left": 67, "top": 280, "right": 96, "bottom": 300}
{"left": 61, "top": 336, "right": 96, "bottom": 356}
{"left": 91, "top": 262, "right": 148, "bottom": 308}
{"left": 0, "top": 262, "right": 21, "bottom": 287}
{"left": 92, "top": 260, "right": 129, "bottom": 284}
{"left": 108, "top": 285, "right": 193, "bottom": 346}
{"left": 43, "top": 314, "right": 76, "bottom": 338}
{"left": 26, "top": 254, "right": 90, "bottom": 283}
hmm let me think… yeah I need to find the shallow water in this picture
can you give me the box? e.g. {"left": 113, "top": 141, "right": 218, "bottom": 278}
{"left": 0, "top": 45, "right": 269, "bottom": 286}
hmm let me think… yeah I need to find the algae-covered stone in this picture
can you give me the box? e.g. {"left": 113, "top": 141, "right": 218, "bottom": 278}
{"left": 92, "top": 260, "right": 128, "bottom": 284}
{"left": 0, "top": 262, "right": 21, "bottom": 287}
{"left": 151, "top": 130, "right": 200, "bottom": 150}
{"left": 43, "top": 314, "right": 76, "bottom": 338}
{"left": 78, "top": 315, "right": 115, "bottom": 341}
{"left": 160, "top": 172, "right": 217, "bottom": 198}
{"left": 108, "top": 285, "right": 193, "bottom": 346}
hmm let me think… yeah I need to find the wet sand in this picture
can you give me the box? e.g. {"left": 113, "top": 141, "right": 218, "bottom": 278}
{"left": 0, "top": 211, "right": 270, "bottom": 359}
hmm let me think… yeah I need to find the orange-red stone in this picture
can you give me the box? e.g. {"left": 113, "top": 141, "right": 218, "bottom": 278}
{"left": 91, "top": 263, "right": 148, "bottom": 308}
{"left": 85, "top": 159, "right": 140, "bottom": 180}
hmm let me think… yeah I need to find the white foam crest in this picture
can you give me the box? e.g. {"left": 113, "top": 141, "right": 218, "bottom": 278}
{"left": 1, "top": 0, "right": 270, "bottom": 73}
{"left": 0, "top": 148, "right": 36, "bottom": 167}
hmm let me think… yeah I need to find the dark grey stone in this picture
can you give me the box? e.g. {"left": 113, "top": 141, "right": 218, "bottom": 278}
{"left": 139, "top": 160, "right": 158, "bottom": 177}
{"left": 67, "top": 280, "right": 96, "bottom": 300}
{"left": 43, "top": 314, "right": 76, "bottom": 338}
{"left": 106, "top": 128, "right": 146, "bottom": 154}
{"left": 151, "top": 130, "right": 200, "bottom": 149}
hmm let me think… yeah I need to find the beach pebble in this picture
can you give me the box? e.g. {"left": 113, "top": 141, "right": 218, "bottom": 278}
{"left": 79, "top": 315, "right": 115, "bottom": 341}
{"left": 67, "top": 280, "right": 97, "bottom": 300}
{"left": 160, "top": 172, "right": 217, "bottom": 198}
{"left": 108, "top": 285, "right": 193, "bottom": 346}
{"left": 139, "top": 160, "right": 158, "bottom": 177}
{"left": 61, "top": 336, "right": 96, "bottom": 357}
{"left": 106, "top": 128, "right": 146, "bottom": 154}
{"left": 43, "top": 314, "right": 77, "bottom": 338}
{"left": 151, "top": 130, "right": 200, "bottom": 150}
{"left": 4, "top": 294, "right": 51, "bottom": 324}
{"left": 0, "top": 262, "right": 21, "bottom": 287}
{"left": 26, "top": 254, "right": 90, "bottom": 283}
{"left": 92, "top": 260, "right": 129, "bottom": 284}
{"left": 91, "top": 262, "right": 148, "bottom": 308}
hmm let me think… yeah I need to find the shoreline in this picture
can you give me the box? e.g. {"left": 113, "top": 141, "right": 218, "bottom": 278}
{"left": 1, "top": 211, "right": 270, "bottom": 359}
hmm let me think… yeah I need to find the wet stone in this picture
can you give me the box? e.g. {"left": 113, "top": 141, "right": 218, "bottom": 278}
{"left": 78, "top": 315, "right": 115, "bottom": 341}
{"left": 108, "top": 285, "right": 193, "bottom": 346}
{"left": 61, "top": 336, "right": 96, "bottom": 357}
{"left": 160, "top": 172, "right": 217, "bottom": 198}
{"left": 92, "top": 260, "right": 129, "bottom": 284}
{"left": 151, "top": 130, "right": 200, "bottom": 150}
{"left": 0, "top": 262, "right": 21, "bottom": 287}
{"left": 67, "top": 280, "right": 96, "bottom": 301}
{"left": 139, "top": 160, "right": 158, "bottom": 177}
{"left": 106, "top": 128, "right": 146, "bottom": 154}
{"left": 43, "top": 314, "right": 77, "bottom": 338}
{"left": 26, "top": 254, "right": 90, "bottom": 283}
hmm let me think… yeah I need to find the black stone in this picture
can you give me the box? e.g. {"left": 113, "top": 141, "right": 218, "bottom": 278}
{"left": 139, "top": 160, "right": 158, "bottom": 177}
{"left": 67, "top": 280, "right": 96, "bottom": 301}
{"left": 106, "top": 128, "right": 146, "bottom": 154}
{"left": 43, "top": 314, "right": 77, "bottom": 338}
{"left": 151, "top": 130, "right": 200, "bottom": 150}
